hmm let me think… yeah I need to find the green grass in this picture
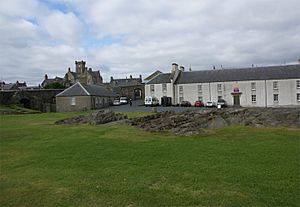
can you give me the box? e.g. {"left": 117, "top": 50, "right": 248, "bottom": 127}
{"left": 0, "top": 112, "right": 299, "bottom": 206}
{"left": 0, "top": 105, "right": 41, "bottom": 114}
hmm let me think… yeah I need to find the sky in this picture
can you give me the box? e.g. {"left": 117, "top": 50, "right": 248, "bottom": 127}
{"left": 1, "top": 0, "right": 300, "bottom": 85}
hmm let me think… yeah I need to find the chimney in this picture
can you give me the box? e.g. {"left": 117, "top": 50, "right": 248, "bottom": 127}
{"left": 139, "top": 74, "right": 142, "bottom": 80}
{"left": 45, "top": 74, "right": 48, "bottom": 80}
{"left": 68, "top": 67, "right": 71, "bottom": 72}
{"left": 189, "top": 67, "right": 192, "bottom": 71}
{"left": 180, "top": 66, "right": 185, "bottom": 71}
{"left": 89, "top": 68, "right": 92, "bottom": 72}
{"left": 171, "top": 63, "right": 178, "bottom": 73}
{"left": 130, "top": 75, "right": 132, "bottom": 79}
{"left": 110, "top": 76, "right": 113, "bottom": 82}
{"left": 298, "top": 58, "right": 300, "bottom": 64}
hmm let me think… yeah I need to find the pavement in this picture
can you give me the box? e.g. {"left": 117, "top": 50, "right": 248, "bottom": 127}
{"left": 108, "top": 100, "right": 202, "bottom": 113}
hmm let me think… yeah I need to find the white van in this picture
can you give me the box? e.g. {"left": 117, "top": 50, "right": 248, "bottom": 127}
{"left": 144, "top": 96, "right": 159, "bottom": 106}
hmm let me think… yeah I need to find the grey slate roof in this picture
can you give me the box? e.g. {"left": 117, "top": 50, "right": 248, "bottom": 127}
{"left": 147, "top": 73, "right": 172, "bottom": 84}
{"left": 148, "top": 65, "right": 300, "bottom": 84}
{"left": 56, "top": 82, "right": 117, "bottom": 97}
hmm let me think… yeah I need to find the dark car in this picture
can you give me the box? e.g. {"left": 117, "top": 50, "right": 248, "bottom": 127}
{"left": 217, "top": 99, "right": 227, "bottom": 107}
{"left": 194, "top": 100, "right": 204, "bottom": 107}
{"left": 180, "top": 101, "right": 192, "bottom": 107}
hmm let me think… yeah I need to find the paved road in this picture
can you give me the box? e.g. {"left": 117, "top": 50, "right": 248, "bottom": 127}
{"left": 108, "top": 100, "right": 202, "bottom": 113}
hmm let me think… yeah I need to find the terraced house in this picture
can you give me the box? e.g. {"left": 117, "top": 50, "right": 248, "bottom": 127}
{"left": 145, "top": 63, "right": 300, "bottom": 107}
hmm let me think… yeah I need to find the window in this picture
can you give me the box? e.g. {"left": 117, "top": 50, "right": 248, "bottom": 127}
{"left": 179, "top": 86, "right": 183, "bottom": 94}
{"left": 162, "top": 84, "right": 167, "bottom": 93}
{"left": 251, "top": 95, "right": 256, "bottom": 103}
{"left": 297, "top": 80, "right": 300, "bottom": 89}
{"left": 251, "top": 82, "right": 256, "bottom": 91}
{"left": 179, "top": 96, "right": 184, "bottom": 103}
{"left": 197, "top": 84, "right": 202, "bottom": 93}
{"left": 150, "top": 84, "right": 154, "bottom": 92}
{"left": 217, "top": 84, "right": 222, "bottom": 91}
{"left": 70, "top": 97, "right": 76, "bottom": 105}
{"left": 273, "top": 94, "right": 279, "bottom": 102}
{"left": 273, "top": 81, "right": 278, "bottom": 90}
{"left": 297, "top": 93, "right": 300, "bottom": 102}
{"left": 198, "top": 96, "right": 203, "bottom": 101}
{"left": 218, "top": 96, "right": 222, "bottom": 100}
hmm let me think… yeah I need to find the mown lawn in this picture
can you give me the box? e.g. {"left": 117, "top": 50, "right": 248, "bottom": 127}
{"left": 0, "top": 112, "right": 299, "bottom": 206}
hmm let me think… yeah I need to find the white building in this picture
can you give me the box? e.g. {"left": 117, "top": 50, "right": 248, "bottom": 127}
{"left": 145, "top": 63, "right": 300, "bottom": 107}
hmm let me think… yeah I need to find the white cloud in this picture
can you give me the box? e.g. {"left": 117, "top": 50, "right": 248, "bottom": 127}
{"left": 1, "top": 0, "right": 300, "bottom": 85}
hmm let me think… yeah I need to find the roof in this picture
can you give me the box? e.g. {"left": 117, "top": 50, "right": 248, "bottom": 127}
{"left": 147, "top": 73, "right": 172, "bottom": 84}
{"left": 144, "top": 70, "right": 162, "bottom": 81}
{"left": 148, "top": 64, "right": 300, "bottom": 84}
{"left": 56, "top": 82, "right": 117, "bottom": 97}
{"left": 110, "top": 78, "right": 142, "bottom": 87}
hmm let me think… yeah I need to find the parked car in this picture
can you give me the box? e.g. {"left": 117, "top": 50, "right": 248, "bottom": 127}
{"left": 180, "top": 101, "right": 192, "bottom": 107}
{"left": 120, "top": 97, "right": 128, "bottom": 104}
{"left": 194, "top": 100, "right": 204, "bottom": 107}
{"left": 206, "top": 101, "right": 217, "bottom": 107}
{"left": 217, "top": 99, "right": 227, "bottom": 107}
{"left": 113, "top": 99, "right": 121, "bottom": 106}
{"left": 144, "top": 96, "right": 159, "bottom": 106}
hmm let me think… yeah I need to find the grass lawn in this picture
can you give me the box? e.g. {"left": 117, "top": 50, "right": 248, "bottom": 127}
{"left": 0, "top": 112, "right": 299, "bottom": 206}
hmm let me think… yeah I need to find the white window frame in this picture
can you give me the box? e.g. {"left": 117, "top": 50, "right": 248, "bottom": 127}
{"left": 296, "top": 80, "right": 300, "bottom": 89}
{"left": 197, "top": 84, "right": 202, "bottom": 93}
{"left": 273, "top": 94, "right": 279, "bottom": 103}
{"left": 162, "top": 83, "right": 167, "bottom": 93}
{"left": 273, "top": 81, "right": 278, "bottom": 90}
{"left": 297, "top": 93, "right": 300, "bottom": 102}
{"left": 251, "top": 95, "right": 256, "bottom": 103}
{"left": 179, "top": 86, "right": 183, "bottom": 94}
{"left": 217, "top": 84, "right": 222, "bottom": 92}
{"left": 70, "top": 97, "right": 76, "bottom": 106}
{"left": 198, "top": 96, "right": 203, "bottom": 101}
{"left": 150, "top": 84, "right": 154, "bottom": 92}
{"left": 251, "top": 82, "right": 256, "bottom": 91}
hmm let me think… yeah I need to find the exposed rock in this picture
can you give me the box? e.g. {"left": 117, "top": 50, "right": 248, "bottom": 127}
{"left": 55, "top": 107, "right": 299, "bottom": 136}
{"left": 130, "top": 107, "right": 300, "bottom": 135}
{"left": 55, "top": 109, "right": 127, "bottom": 125}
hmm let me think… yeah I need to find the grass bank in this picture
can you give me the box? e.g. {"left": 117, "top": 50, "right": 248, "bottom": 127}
{"left": 0, "top": 112, "right": 299, "bottom": 206}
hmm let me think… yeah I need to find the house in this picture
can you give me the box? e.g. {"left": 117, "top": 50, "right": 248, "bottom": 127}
{"left": 56, "top": 82, "right": 117, "bottom": 112}
{"left": 1, "top": 81, "right": 27, "bottom": 91}
{"left": 144, "top": 70, "right": 162, "bottom": 83}
{"left": 41, "top": 60, "right": 103, "bottom": 88}
{"left": 145, "top": 63, "right": 300, "bottom": 107}
{"left": 107, "top": 75, "right": 144, "bottom": 100}
{"left": 41, "top": 75, "right": 64, "bottom": 88}
{"left": 64, "top": 60, "right": 103, "bottom": 86}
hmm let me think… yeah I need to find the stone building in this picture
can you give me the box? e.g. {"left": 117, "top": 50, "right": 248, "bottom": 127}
{"left": 107, "top": 75, "right": 144, "bottom": 100}
{"left": 145, "top": 63, "right": 300, "bottom": 107}
{"left": 56, "top": 82, "right": 117, "bottom": 112}
{"left": 64, "top": 60, "right": 103, "bottom": 86}
{"left": 41, "top": 60, "right": 103, "bottom": 88}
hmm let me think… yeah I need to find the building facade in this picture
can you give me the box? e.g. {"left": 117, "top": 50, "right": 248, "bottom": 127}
{"left": 42, "top": 60, "right": 103, "bottom": 88}
{"left": 145, "top": 63, "right": 300, "bottom": 107}
{"left": 56, "top": 82, "right": 117, "bottom": 112}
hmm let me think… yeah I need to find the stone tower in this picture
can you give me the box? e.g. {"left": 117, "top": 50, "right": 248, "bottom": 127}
{"left": 75, "top": 60, "right": 86, "bottom": 74}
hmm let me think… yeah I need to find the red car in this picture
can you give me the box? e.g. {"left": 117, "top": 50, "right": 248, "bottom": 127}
{"left": 194, "top": 101, "right": 204, "bottom": 107}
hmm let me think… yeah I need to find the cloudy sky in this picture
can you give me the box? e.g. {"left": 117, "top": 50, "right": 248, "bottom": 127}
{"left": 1, "top": 0, "right": 300, "bottom": 85}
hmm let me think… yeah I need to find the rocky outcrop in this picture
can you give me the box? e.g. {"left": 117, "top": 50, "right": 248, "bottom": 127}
{"left": 55, "top": 108, "right": 299, "bottom": 135}
{"left": 130, "top": 108, "right": 300, "bottom": 135}
{"left": 55, "top": 109, "right": 127, "bottom": 125}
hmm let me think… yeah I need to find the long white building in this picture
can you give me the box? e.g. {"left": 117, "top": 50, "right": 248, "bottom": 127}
{"left": 145, "top": 63, "right": 300, "bottom": 107}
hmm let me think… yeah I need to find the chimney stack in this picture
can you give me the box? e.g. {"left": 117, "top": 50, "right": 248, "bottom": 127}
{"left": 45, "top": 74, "right": 48, "bottom": 80}
{"left": 110, "top": 76, "right": 113, "bottom": 82}
{"left": 180, "top": 66, "right": 185, "bottom": 71}
{"left": 130, "top": 75, "right": 132, "bottom": 79}
{"left": 171, "top": 63, "right": 178, "bottom": 73}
